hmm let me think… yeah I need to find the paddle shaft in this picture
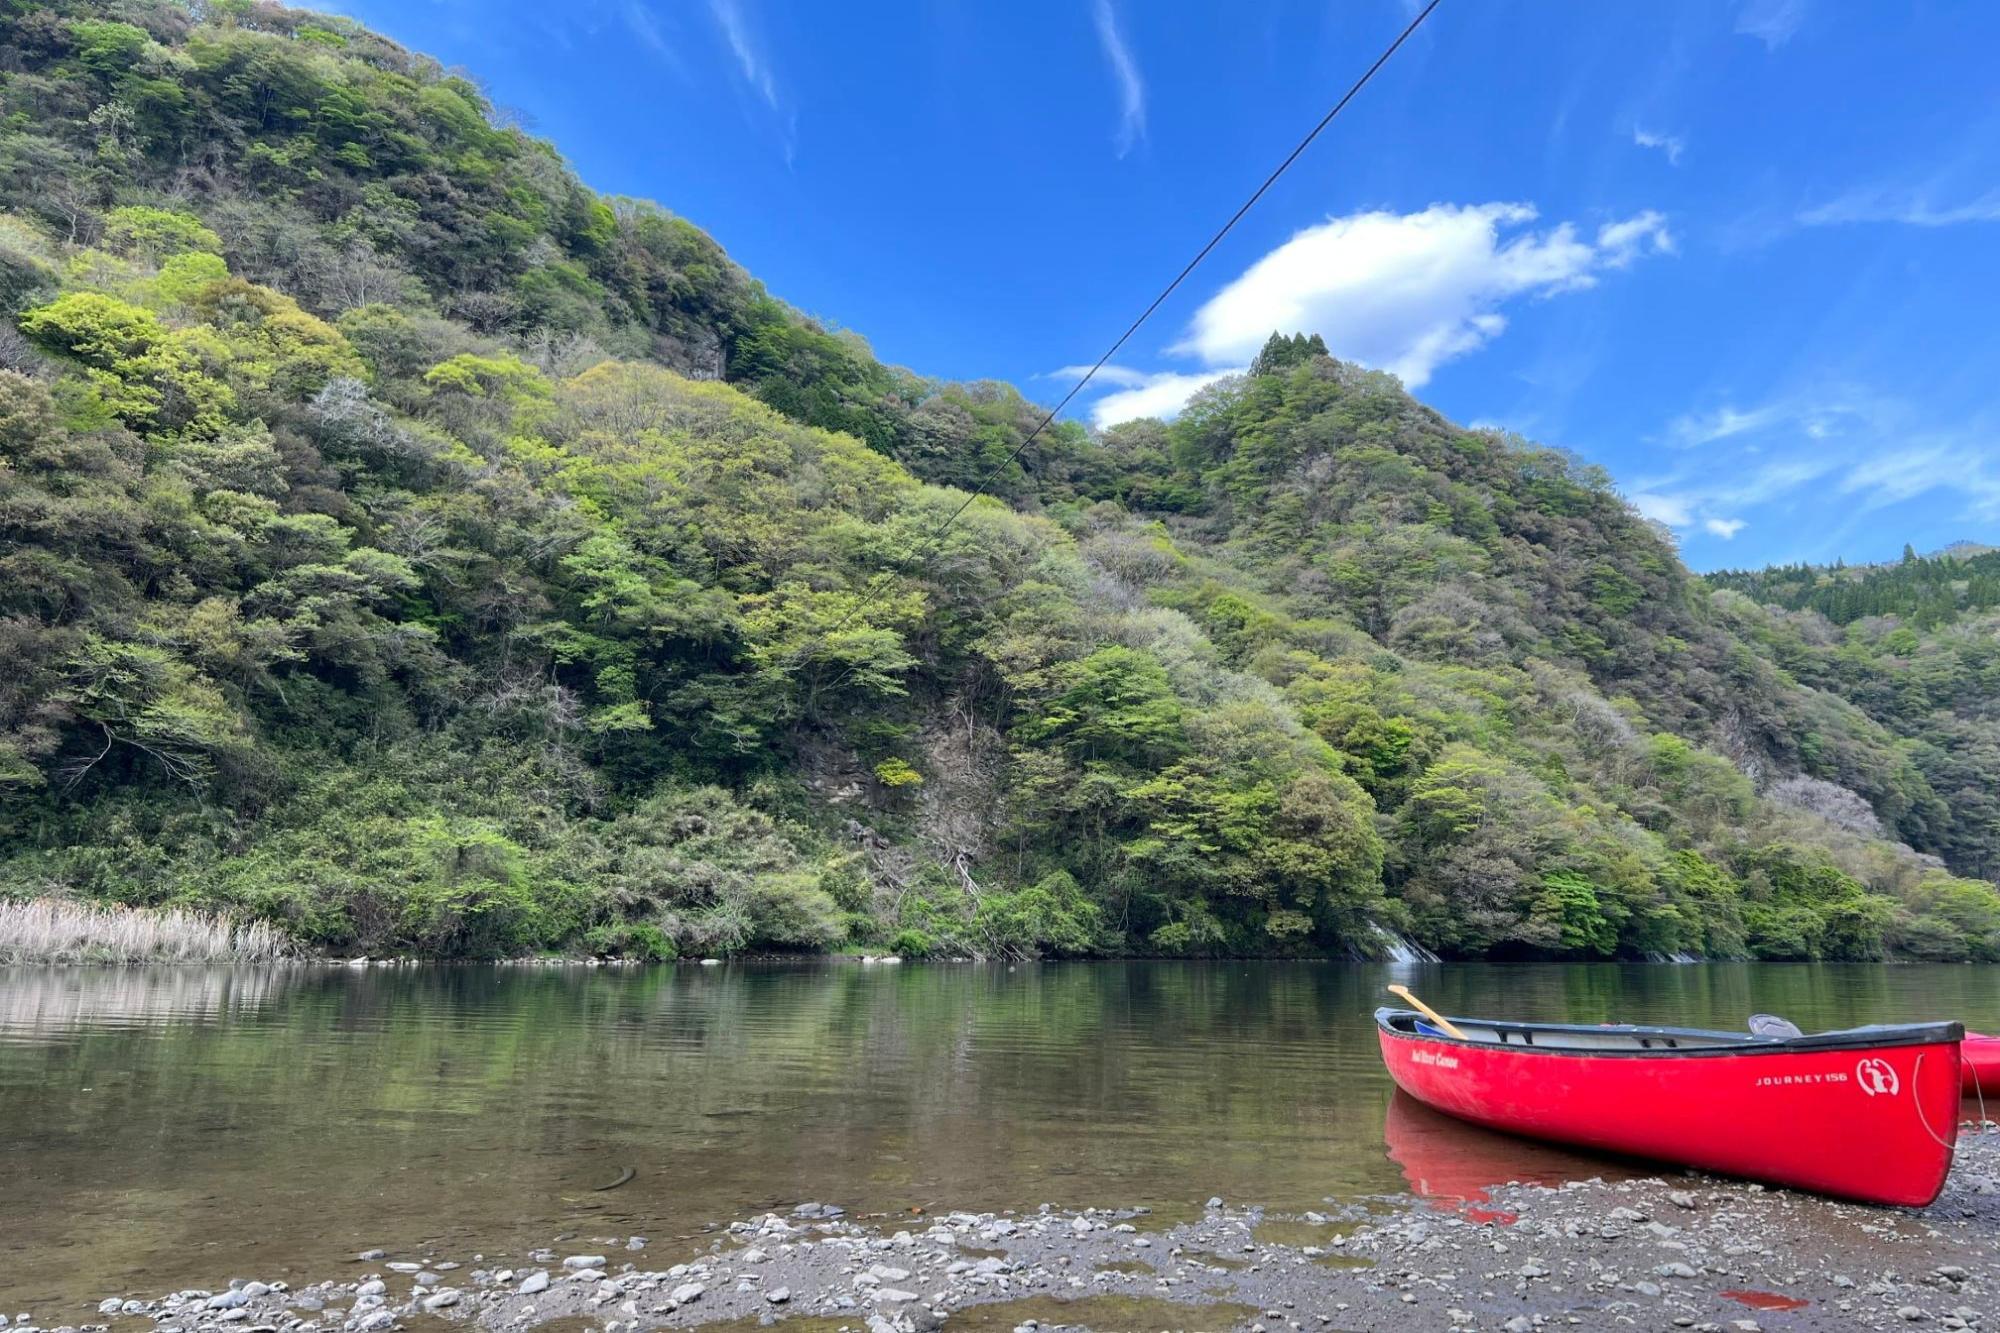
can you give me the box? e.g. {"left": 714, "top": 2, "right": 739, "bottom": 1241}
{"left": 1387, "top": 984, "right": 1466, "bottom": 1040}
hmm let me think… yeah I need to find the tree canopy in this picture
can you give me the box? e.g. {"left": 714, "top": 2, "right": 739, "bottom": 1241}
{"left": 2, "top": 1, "right": 1997, "bottom": 963}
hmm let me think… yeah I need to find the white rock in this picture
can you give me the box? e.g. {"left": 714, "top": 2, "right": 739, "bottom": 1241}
{"left": 517, "top": 1271, "right": 550, "bottom": 1295}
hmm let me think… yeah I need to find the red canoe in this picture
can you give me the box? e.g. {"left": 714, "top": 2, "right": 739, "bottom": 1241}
{"left": 1966, "top": 1033, "right": 2000, "bottom": 1098}
{"left": 1377, "top": 1008, "right": 1962, "bottom": 1206}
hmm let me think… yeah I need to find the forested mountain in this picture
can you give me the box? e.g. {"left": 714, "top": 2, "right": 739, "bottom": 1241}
{"left": 4, "top": 0, "right": 1999, "bottom": 963}
{"left": 1711, "top": 546, "right": 2000, "bottom": 628}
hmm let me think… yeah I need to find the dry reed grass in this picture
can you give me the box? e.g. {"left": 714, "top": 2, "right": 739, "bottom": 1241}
{"left": 0, "top": 898, "right": 291, "bottom": 964}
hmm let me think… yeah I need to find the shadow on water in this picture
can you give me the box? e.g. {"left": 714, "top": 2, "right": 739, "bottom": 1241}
{"left": 5, "top": 959, "right": 1998, "bottom": 1312}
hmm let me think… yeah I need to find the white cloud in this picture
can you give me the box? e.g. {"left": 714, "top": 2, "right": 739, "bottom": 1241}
{"left": 1735, "top": 0, "right": 1806, "bottom": 49}
{"left": 1799, "top": 187, "right": 2000, "bottom": 228}
{"left": 1667, "top": 402, "right": 1789, "bottom": 446}
{"left": 1048, "top": 363, "right": 1152, "bottom": 389}
{"left": 1087, "top": 368, "right": 1241, "bottom": 428}
{"left": 1091, "top": 0, "right": 1147, "bottom": 159}
{"left": 710, "top": 0, "right": 779, "bottom": 108}
{"left": 1174, "top": 203, "right": 1673, "bottom": 388}
{"left": 1836, "top": 442, "right": 2000, "bottom": 514}
{"left": 1631, "top": 493, "right": 1693, "bottom": 527}
{"left": 1635, "top": 388, "right": 2000, "bottom": 559}
{"left": 1632, "top": 127, "right": 1685, "bottom": 166}
{"left": 623, "top": 3, "right": 687, "bottom": 76}
{"left": 1598, "top": 211, "right": 1676, "bottom": 264}
{"left": 707, "top": 0, "right": 795, "bottom": 162}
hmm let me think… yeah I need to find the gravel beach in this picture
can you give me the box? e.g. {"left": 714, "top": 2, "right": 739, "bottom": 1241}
{"left": 28, "top": 1130, "right": 2000, "bottom": 1333}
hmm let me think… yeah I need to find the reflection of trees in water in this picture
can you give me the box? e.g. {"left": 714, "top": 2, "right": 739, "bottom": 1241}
{"left": 0, "top": 964, "right": 305, "bottom": 1035}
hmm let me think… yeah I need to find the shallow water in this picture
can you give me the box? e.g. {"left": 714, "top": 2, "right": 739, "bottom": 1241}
{"left": 4, "top": 960, "right": 1998, "bottom": 1311}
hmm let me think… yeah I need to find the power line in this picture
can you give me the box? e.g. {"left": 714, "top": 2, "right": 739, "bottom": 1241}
{"left": 829, "top": 0, "right": 1444, "bottom": 636}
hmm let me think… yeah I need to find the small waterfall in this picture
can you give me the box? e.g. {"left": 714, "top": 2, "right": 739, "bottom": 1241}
{"left": 1369, "top": 923, "right": 1440, "bottom": 964}
{"left": 1644, "top": 950, "right": 1701, "bottom": 964}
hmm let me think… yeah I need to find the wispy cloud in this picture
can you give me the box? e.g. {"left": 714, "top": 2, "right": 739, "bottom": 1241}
{"left": 1667, "top": 402, "right": 1790, "bottom": 446}
{"left": 1632, "top": 126, "right": 1685, "bottom": 166}
{"left": 1091, "top": 0, "right": 1147, "bottom": 159}
{"left": 1048, "top": 363, "right": 1152, "bottom": 389}
{"left": 1174, "top": 203, "right": 1674, "bottom": 388}
{"left": 1634, "top": 387, "right": 2000, "bottom": 554}
{"left": 711, "top": 0, "right": 779, "bottom": 107}
{"left": 1735, "top": 0, "right": 1806, "bottom": 50}
{"left": 1799, "top": 186, "right": 2000, "bottom": 228}
{"left": 708, "top": 0, "right": 794, "bottom": 160}
{"left": 622, "top": 3, "right": 687, "bottom": 77}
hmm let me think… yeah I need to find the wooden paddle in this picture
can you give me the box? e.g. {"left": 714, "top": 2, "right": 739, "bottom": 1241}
{"left": 1387, "top": 983, "right": 1466, "bottom": 1040}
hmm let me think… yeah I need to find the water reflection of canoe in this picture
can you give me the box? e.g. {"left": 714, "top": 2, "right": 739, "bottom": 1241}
{"left": 1965, "top": 1033, "right": 2000, "bottom": 1097}
{"left": 1376, "top": 1008, "right": 1962, "bottom": 1207}
{"left": 1382, "top": 1090, "right": 1623, "bottom": 1221}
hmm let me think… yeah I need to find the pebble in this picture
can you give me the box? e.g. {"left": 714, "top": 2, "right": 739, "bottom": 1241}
{"left": 561, "top": 1255, "right": 606, "bottom": 1271}
{"left": 420, "top": 1290, "right": 461, "bottom": 1311}
{"left": 670, "top": 1283, "right": 705, "bottom": 1305}
{"left": 765, "top": 1288, "right": 790, "bottom": 1305}
{"left": 517, "top": 1271, "right": 550, "bottom": 1295}
{"left": 355, "top": 1251, "right": 385, "bottom": 1262}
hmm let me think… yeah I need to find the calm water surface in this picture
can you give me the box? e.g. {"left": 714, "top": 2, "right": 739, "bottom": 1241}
{"left": 5, "top": 961, "right": 1999, "bottom": 1310}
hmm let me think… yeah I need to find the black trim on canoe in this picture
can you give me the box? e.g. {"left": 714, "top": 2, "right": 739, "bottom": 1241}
{"left": 1375, "top": 1008, "right": 1962, "bottom": 1058}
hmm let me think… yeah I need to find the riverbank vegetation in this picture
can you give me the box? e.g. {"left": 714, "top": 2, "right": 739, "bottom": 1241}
{"left": 3, "top": 2, "right": 1999, "bottom": 962}
{"left": 0, "top": 897, "right": 290, "bottom": 963}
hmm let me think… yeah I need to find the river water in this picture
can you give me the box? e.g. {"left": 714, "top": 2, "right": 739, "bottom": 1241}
{"left": 4, "top": 960, "right": 1998, "bottom": 1311}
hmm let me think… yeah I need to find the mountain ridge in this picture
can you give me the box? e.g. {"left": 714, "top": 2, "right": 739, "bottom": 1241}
{"left": 3, "top": 0, "right": 1998, "bottom": 964}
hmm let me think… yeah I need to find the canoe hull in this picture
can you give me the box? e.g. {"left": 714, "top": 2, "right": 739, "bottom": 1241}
{"left": 1378, "top": 1016, "right": 1960, "bottom": 1207}
{"left": 1966, "top": 1034, "right": 2000, "bottom": 1097}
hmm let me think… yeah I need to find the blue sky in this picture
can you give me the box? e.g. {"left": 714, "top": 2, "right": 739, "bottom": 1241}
{"left": 331, "top": 0, "right": 2000, "bottom": 571}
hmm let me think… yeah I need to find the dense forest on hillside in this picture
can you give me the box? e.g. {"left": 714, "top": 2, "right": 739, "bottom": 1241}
{"left": 4, "top": 0, "right": 2000, "bottom": 963}
{"left": 1711, "top": 546, "right": 2000, "bottom": 628}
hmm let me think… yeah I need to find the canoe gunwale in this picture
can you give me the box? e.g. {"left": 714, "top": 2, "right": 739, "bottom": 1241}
{"left": 1374, "top": 1007, "right": 1963, "bottom": 1059}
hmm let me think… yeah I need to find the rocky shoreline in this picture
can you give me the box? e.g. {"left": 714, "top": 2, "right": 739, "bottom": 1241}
{"left": 23, "top": 1133, "right": 2000, "bottom": 1333}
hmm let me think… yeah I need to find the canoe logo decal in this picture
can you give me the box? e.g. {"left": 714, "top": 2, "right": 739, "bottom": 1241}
{"left": 1854, "top": 1057, "right": 1899, "bottom": 1097}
